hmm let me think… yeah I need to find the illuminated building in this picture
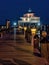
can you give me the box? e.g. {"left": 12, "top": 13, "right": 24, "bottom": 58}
{"left": 18, "top": 9, "right": 40, "bottom": 27}
{"left": 18, "top": 9, "right": 40, "bottom": 36}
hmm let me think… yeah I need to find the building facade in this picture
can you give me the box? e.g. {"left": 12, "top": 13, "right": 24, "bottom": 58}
{"left": 18, "top": 9, "right": 40, "bottom": 36}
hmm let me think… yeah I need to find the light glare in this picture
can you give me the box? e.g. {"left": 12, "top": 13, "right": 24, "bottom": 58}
{"left": 13, "top": 22, "right": 17, "bottom": 26}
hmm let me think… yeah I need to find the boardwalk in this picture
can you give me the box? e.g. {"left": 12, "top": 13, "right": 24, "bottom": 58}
{"left": 0, "top": 34, "right": 49, "bottom": 65}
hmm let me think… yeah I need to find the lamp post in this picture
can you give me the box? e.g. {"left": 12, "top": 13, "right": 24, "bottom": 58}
{"left": 31, "top": 28, "right": 37, "bottom": 52}
{"left": 13, "top": 22, "right": 17, "bottom": 42}
{"left": 24, "top": 27, "right": 27, "bottom": 37}
{"left": 41, "top": 31, "right": 49, "bottom": 61}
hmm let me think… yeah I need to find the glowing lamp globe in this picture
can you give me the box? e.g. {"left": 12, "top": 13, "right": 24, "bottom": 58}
{"left": 42, "top": 31, "right": 47, "bottom": 37}
{"left": 31, "top": 28, "right": 37, "bottom": 36}
{"left": 13, "top": 22, "right": 17, "bottom": 26}
{"left": 24, "top": 27, "right": 27, "bottom": 31}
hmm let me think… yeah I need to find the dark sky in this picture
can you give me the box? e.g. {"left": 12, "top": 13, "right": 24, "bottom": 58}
{"left": 0, "top": 0, "right": 49, "bottom": 25}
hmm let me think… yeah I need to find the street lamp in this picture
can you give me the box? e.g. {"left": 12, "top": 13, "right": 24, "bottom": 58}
{"left": 31, "top": 28, "right": 37, "bottom": 49}
{"left": 42, "top": 31, "right": 47, "bottom": 37}
{"left": 13, "top": 22, "right": 17, "bottom": 27}
{"left": 41, "top": 31, "right": 49, "bottom": 60}
{"left": 24, "top": 27, "right": 27, "bottom": 31}
{"left": 31, "top": 28, "right": 37, "bottom": 36}
{"left": 38, "top": 22, "right": 40, "bottom": 26}
{"left": 13, "top": 22, "right": 17, "bottom": 42}
{"left": 24, "top": 27, "right": 27, "bottom": 37}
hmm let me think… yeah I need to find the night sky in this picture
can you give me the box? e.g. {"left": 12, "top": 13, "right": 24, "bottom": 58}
{"left": 0, "top": 0, "right": 49, "bottom": 25}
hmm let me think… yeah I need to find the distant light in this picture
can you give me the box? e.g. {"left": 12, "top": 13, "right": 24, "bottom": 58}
{"left": 31, "top": 28, "right": 37, "bottom": 35}
{"left": 23, "top": 18, "right": 26, "bottom": 21}
{"left": 28, "top": 8, "right": 32, "bottom": 12}
{"left": 13, "top": 22, "right": 17, "bottom": 26}
{"left": 28, "top": 18, "right": 30, "bottom": 21}
{"left": 38, "top": 22, "right": 40, "bottom": 26}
